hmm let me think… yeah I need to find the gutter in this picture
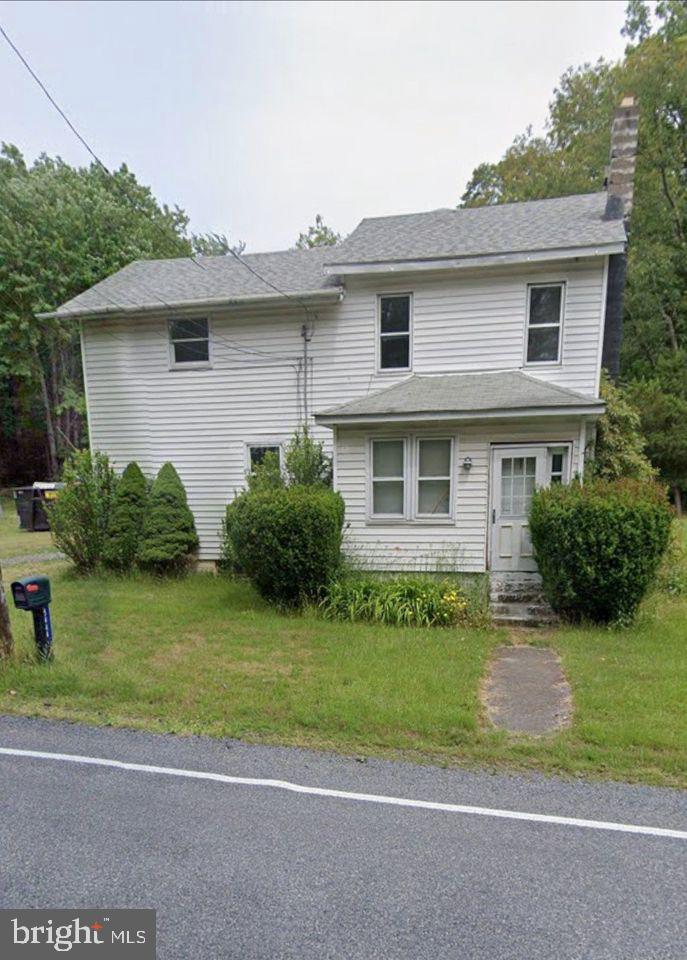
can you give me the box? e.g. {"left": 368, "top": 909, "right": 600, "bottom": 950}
{"left": 315, "top": 403, "right": 605, "bottom": 428}
{"left": 37, "top": 286, "right": 345, "bottom": 321}
{"left": 322, "top": 243, "right": 626, "bottom": 276}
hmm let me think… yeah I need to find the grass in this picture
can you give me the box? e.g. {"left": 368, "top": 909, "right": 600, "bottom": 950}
{"left": 0, "top": 522, "right": 685, "bottom": 789}
{"left": 0, "top": 495, "right": 54, "bottom": 560}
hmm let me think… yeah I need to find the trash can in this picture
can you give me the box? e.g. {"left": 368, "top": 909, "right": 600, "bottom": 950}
{"left": 13, "top": 487, "right": 34, "bottom": 530}
{"left": 13, "top": 483, "right": 63, "bottom": 532}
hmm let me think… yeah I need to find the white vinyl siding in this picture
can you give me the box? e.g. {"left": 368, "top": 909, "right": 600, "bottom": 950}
{"left": 81, "top": 257, "right": 605, "bottom": 559}
{"left": 337, "top": 420, "right": 582, "bottom": 572}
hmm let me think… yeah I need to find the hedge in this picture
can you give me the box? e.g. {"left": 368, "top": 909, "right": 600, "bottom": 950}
{"left": 529, "top": 479, "right": 672, "bottom": 624}
{"left": 226, "top": 485, "right": 345, "bottom": 605}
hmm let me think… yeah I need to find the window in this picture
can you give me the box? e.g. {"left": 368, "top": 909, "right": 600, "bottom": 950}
{"left": 371, "top": 439, "right": 406, "bottom": 516}
{"left": 379, "top": 295, "right": 411, "bottom": 370}
{"left": 500, "top": 456, "right": 537, "bottom": 515}
{"left": 525, "top": 284, "right": 563, "bottom": 364}
{"left": 369, "top": 436, "right": 454, "bottom": 521}
{"left": 547, "top": 446, "right": 568, "bottom": 485}
{"left": 417, "top": 439, "right": 452, "bottom": 516}
{"left": 249, "top": 445, "right": 281, "bottom": 469}
{"left": 169, "top": 318, "right": 210, "bottom": 365}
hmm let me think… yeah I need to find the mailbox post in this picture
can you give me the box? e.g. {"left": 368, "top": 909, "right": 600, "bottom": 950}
{"left": 10, "top": 575, "right": 53, "bottom": 660}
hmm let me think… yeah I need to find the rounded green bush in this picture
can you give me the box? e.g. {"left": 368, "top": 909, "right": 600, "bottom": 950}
{"left": 102, "top": 462, "right": 148, "bottom": 571}
{"left": 138, "top": 463, "right": 198, "bottom": 573}
{"left": 227, "top": 485, "right": 345, "bottom": 605}
{"left": 529, "top": 479, "right": 672, "bottom": 624}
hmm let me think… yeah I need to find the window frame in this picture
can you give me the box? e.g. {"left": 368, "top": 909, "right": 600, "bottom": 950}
{"left": 368, "top": 437, "right": 409, "bottom": 520}
{"left": 546, "top": 444, "right": 572, "bottom": 487}
{"left": 245, "top": 441, "right": 284, "bottom": 473}
{"left": 523, "top": 282, "right": 565, "bottom": 367}
{"left": 366, "top": 434, "right": 457, "bottom": 524}
{"left": 376, "top": 293, "right": 413, "bottom": 374}
{"left": 168, "top": 316, "right": 212, "bottom": 370}
{"left": 414, "top": 436, "right": 455, "bottom": 520}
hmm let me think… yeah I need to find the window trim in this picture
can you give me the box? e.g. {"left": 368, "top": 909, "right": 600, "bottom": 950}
{"left": 366, "top": 433, "right": 457, "bottom": 525}
{"left": 368, "top": 437, "right": 409, "bottom": 520}
{"left": 546, "top": 444, "right": 572, "bottom": 487}
{"left": 245, "top": 441, "right": 284, "bottom": 474}
{"left": 376, "top": 293, "right": 413, "bottom": 374}
{"left": 523, "top": 282, "right": 565, "bottom": 367}
{"left": 168, "top": 316, "right": 212, "bottom": 370}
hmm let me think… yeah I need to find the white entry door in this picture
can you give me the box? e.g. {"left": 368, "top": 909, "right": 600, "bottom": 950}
{"left": 490, "top": 446, "right": 551, "bottom": 572}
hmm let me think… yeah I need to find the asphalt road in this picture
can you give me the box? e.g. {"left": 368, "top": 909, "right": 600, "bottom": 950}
{"left": 0, "top": 717, "right": 685, "bottom": 959}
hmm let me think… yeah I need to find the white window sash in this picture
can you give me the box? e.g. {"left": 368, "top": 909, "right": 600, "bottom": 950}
{"left": 524, "top": 283, "right": 564, "bottom": 365}
{"left": 415, "top": 438, "right": 454, "bottom": 518}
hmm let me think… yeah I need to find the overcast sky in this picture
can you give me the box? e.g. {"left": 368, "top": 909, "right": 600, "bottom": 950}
{"left": 1, "top": 0, "right": 628, "bottom": 252}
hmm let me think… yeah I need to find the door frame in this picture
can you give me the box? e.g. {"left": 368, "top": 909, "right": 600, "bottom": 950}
{"left": 487, "top": 441, "right": 573, "bottom": 571}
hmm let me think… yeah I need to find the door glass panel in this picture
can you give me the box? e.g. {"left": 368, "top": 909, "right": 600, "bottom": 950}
{"left": 418, "top": 479, "right": 450, "bottom": 515}
{"left": 500, "top": 455, "right": 537, "bottom": 515}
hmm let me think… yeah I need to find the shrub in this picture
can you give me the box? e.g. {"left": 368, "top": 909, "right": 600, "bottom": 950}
{"left": 246, "top": 450, "right": 284, "bottom": 493}
{"left": 49, "top": 449, "right": 118, "bottom": 572}
{"left": 319, "top": 574, "right": 480, "bottom": 628}
{"left": 529, "top": 479, "right": 672, "bottom": 624}
{"left": 138, "top": 463, "right": 198, "bottom": 573}
{"left": 284, "top": 428, "right": 332, "bottom": 487}
{"left": 102, "top": 462, "right": 148, "bottom": 571}
{"left": 227, "top": 485, "right": 344, "bottom": 605}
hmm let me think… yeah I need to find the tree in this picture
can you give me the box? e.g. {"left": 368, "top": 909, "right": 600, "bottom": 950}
{"left": 102, "top": 461, "right": 149, "bottom": 570}
{"left": 138, "top": 463, "right": 198, "bottom": 573}
{"left": 590, "top": 374, "right": 655, "bottom": 482}
{"left": 0, "top": 146, "right": 193, "bottom": 479}
{"left": 628, "top": 377, "right": 687, "bottom": 513}
{"left": 0, "top": 562, "right": 13, "bottom": 660}
{"left": 295, "top": 214, "right": 341, "bottom": 249}
{"left": 190, "top": 232, "right": 247, "bottom": 257}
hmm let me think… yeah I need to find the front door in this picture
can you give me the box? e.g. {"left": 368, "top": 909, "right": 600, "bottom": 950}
{"left": 490, "top": 446, "right": 550, "bottom": 572}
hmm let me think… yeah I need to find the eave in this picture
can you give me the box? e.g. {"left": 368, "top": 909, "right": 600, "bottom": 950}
{"left": 37, "top": 286, "right": 345, "bottom": 321}
{"left": 323, "top": 243, "right": 625, "bottom": 276}
{"left": 315, "top": 403, "right": 605, "bottom": 428}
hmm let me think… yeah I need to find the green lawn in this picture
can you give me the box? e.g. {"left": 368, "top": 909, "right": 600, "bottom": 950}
{"left": 0, "top": 495, "right": 54, "bottom": 560}
{"left": 1, "top": 530, "right": 686, "bottom": 788}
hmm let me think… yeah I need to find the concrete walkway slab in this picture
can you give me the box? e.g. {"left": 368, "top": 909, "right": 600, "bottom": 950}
{"left": 484, "top": 645, "right": 572, "bottom": 735}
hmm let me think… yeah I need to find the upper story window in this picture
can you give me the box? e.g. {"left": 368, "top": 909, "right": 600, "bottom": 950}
{"left": 169, "top": 318, "right": 210, "bottom": 366}
{"left": 378, "top": 294, "right": 411, "bottom": 371}
{"left": 525, "top": 284, "right": 564, "bottom": 364}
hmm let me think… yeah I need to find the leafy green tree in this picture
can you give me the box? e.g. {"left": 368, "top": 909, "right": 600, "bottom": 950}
{"left": 0, "top": 146, "right": 193, "bottom": 478}
{"left": 590, "top": 374, "right": 655, "bottom": 482}
{"left": 284, "top": 428, "right": 332, "bottom": 486}
{"left": 138, "top": 463, "right": 198, "bottom": 573}
{"left": 103, "top": 462, "right": 149, "bottom": 570}
{"left": 628, "top": 377, "right": 687, "bottom": 513}
{"left": 295, "top": 214, "right": 341, "bottom": 249}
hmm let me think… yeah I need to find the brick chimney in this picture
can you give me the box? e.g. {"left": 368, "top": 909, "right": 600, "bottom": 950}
{"left": 604, "top": 95, "right": 639, "bottom": 222}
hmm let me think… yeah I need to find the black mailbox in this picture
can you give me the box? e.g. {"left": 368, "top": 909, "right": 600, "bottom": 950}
{"left": 11, "top": 575, "right": 52, "bottom": 610}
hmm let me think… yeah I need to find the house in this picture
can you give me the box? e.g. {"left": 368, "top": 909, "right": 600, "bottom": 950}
{"left": 42, "top": 99, "right": 638, "bottom": 580}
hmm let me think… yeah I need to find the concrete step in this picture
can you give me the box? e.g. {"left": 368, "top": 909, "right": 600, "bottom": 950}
{"left": 491, "top": 601, "right": 558, "bottom": 627}
{"left": 491, "top": 589, "right": 545, "bottom": 604}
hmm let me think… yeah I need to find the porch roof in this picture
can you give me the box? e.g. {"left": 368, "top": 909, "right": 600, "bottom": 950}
{"left": 315, "top": 371, "right": 604, "bottom": 426}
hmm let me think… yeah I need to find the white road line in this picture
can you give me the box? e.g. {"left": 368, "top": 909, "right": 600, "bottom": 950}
{"left": 1, "top": 745, "right": 685, "bottom": 841}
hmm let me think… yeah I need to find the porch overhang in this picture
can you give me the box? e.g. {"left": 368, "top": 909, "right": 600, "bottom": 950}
{"left": 314, "top": 370, "right": 605, "bottom": 429}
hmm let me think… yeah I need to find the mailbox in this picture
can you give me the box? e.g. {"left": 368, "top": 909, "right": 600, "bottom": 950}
{"left": 11, "top": 575, "right": 52, "bottom": 610}
{"left": 10, "top": 575, "right": 53, "bottom": 660}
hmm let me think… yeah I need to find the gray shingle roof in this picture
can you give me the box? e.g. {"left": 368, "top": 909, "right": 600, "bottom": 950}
{"left": 48, "top": 246, "right": 343, "bottom": 319}
{"left": 316, "top": 371, "right": 603, "bottom": 422}
{"left": 324, "top": 193, "right": 625, "bottom": 267}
